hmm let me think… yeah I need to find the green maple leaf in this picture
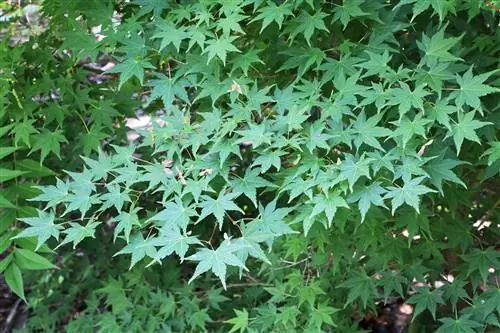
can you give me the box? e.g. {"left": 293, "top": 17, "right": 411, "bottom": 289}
{"left": 309, "top": 303, "right": 338, "bottom": 328}
{"left": 442, "top": 280, "right": 469, "bottom": 313}
{"left": 385, "top": 176, "right": 436, "bottom": 214}
{"left": 250, "top": 2, "right": 293, "bottom": 32}
{"left": 450, "top": 67, "right": 499, "bottom": 110}
{"left": 376, "top": 271, "right": 407, "bottom": 303}
{"left": 198, "top": 191, "right": 244, "bottom": 229}
{"left": 57, "top": 221, "right": 101, "bottom": 250}
{"left": 13, "top": 210, "right": 62, "bottom": 250}
{"left": 99, "top": 183, "right": 131, "bottom": 213}
{"left": 417, "top": 27, "right": 462, "bottom": 66}
{"left": 133, "top": 0, "right": 170, "bottom": 17}
{"left": 424, "top": 156, "right": 467, "bottom": 194}
{"left": 286, "top": 10, "right": 329, "bottom": 46}
{"left": 148, "top": 197, "right": 197, "bottom": 232}
{"left": 337, "top": 270, "right": 377, "bottom": 309}
{"left": 310, "top": 192, "right": 349, "bottom": 227}
{"left": 231, "top": 48, "right": 265, "bottom": 76}
{"left": 389, "top": 83, "right": 429, "bottom": 118}
{"left": 436, "top": 315, "right": 482, "bottom": 333}
{"left": 216, "top": 12, "right": 247, "bottom": 36}
{"left": 30, "top": 178, "right": 70, "bottom": 209}
{"left": 29, "top": 130, "right": 68, "bottom": 163}
{"left": 236, "top": 123, "right": 272, "bottom": 148}
{"left": 482, "top": 141, "right": 500, "bottom": 166}
{"left": 429, "top": 99, "right": 456, "bottom": 130}
{"left": 78, "top": 127, "right": 108, "bottom": 156}
{"left": 225, "top": 309, "right": 249, "bottom": 333}
{"left": 12, "top": 120, "right": 39, "bottom": 148}
{"left": 114, "top": 233, "right": 157, "bottom": 268}
{"left": 356, "top": 50, "right": 394, "bottom": 79}
{"left": 106, "top": 58, "right": 156, "bottom": 88}
{"left": 339, "top": 154, "right": 373, "bottom": 191}
{"left": 150, "top": 226, "right": 201, "bottom": 263}
{"left": 151, "top": 21, "right": 186, "bottom": 51}
{"left": 251, "top": 149, "right": 284, "bottom": 173}
{"left": 187, "top": 239, "right": 248, "bottom": 289}
{"left": 305, "top": 122, "right": 332, "bottom": 153}
{"left": 332, "top": 0, "right": 369, "bottom": 29}
{"left": 348, "top": 182, "right": 387, "bottom": 222}
{"left": 407, "top": 287, "right": 444, "bottom": 320}
{"left": 81, "top": 150, "right": 115, "bottom": 181}
{"left": 352, "top": 111, "right": 392, "bottom": 151}
{"left": 447, "top": 111, "right": 491, "bottom": 155}
{"left": 461, "top": 247, "right": 500, "bottom": 282}
{"left": 231, "top": 168, "right": 276, "bottom": 207}
{"left": 389, "top": 114, "right": 431, "bottom": 148}
{"left": 203, "top": 35, "right": 241, "bottom": 65}
{"left": 148, "top": 74, "right": 190, "bottom": 108}
{"left": 113, "top": 207, "right": 141, "bottom": 243}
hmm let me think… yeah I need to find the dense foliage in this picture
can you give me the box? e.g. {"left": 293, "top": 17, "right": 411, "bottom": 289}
{"left": 1, "top": 0, "right": 499, "bottom": 332}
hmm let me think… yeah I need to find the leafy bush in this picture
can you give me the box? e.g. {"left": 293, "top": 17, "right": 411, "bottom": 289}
{"left": 1, "top": 0, "right": 499, "bottom": 332}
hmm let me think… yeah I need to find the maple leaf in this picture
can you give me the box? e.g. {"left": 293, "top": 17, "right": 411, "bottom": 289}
{"left": 250, "top": 1, "right": 293, "bottom": 32}
{"left": 332, "top": 0, "right": 369, "bottom": 29}
{"left": 148, "top": 197, "right": 197, "bottom": 232}
{"left": 147, "top": 74, "right": 190, "bottom": 108}
{"left": 407, "top": 287, "right": 444, "bottom": 320}
{"left": 203, "top": 35, "right": 241, "bottom": 65}
{"left": 231, "top": 168, "right": 276, "bottom": 207}
{"left": 339, "top": 154, "right": 373, "bottom": 191}
{"left": 151, "top": 21, "right": 186, "bottom": 52}
{"left": 424, "top": 155, "right": 467, "bottom": 194}
{"left": 225, "top": 309, "right": 249, "bottom": 333}
{"left": 351, "top": 111, "right": 392, "bottom": 151}
{"left": 150, "top": 226, "right": 201, "bottom": 263}
{"left": 310, "top": 192, "right": 349, "bottom": 227}
{"left": 450, "top": 67, "right": 500, "bottom": 110}
{"left": 106, "top": 58, "right": 156, "bottom": 88}
{"left": 446, "top": 111, "right": 491, "bottom": 155}
{"left": 114, "top": 233, "right": 158, "bottom": 268}
{"left": 198, "top": 191, "right": 244, "bottom": 229}
{"left": 436, "top": 315, "right": 482, "bottom": 333}
{"left": 417, "top": 27, "right": 463, "bottom": 66}
{"left": 30, "top": 178, "right": 70, "bottom": 209}
{"left": 13, "top": 210, "right": 62, "bottom": 250}
{"left": 29, "top": 129, "right": 68, "bottom": 163}
{"left": 348, "top": 182, "right": 387, "bottom": 222}
{"left": 57, "top": 221, "right": 101, "bottom": 250}
{"left": 187, "top": 239, "right": 248, "bottom": 289}
{"left": 113, "top": 207, "right": 141, "bottom": 243}
{"left": 385, "top": 176, "right": 436, "bottom": 214}
{"left": 337, "top": 270, "right": 377, "bottom": 309}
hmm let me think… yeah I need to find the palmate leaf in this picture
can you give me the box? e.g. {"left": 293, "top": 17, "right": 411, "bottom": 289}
{"left": 114, "top": 233, "right": 157, "bottom": 269}
{"left": 29, "top": 129, "right": 68, "bottom": 163}
{"left": 148, "top": 197, "right": 197, "bottom": 232}
{"left": 339, "top": 154, "right": 373, "bottom": 191}
{"left": 424, "top": 155, "right": 467, "bottom": 194}
{"left": 407, "top": 287, "right": 444, "bottom": 320}
{"left": 348, "top": 182, "right": 387, "bottom": 222}
{"left": 337, "top": 270, "right": 377, "bottom": 309}
{"left": 198, "top": 191, "right": 244, "bottom": 229}
{"left": 450, "top": 67, "right": 499, "bottom": 110}
{"left": 231, "top": 167, "right": 276, "bottom": 206}
{"left": 385, "top": 176, "right": 436, "bottom": 214}
{"left": 225, "top": 309, "right": 249, "bottom": 333}
{"left": 150, "top": 226, "right": 201, "bottom": 263}
{"left": 436, "top": 315, "right": 482, "bottom": 333}
{"left": 187, "top": 239, "right": 248, "bottom": 289}
{"left": 203, "top": 35, "right": 241, "bottom": 65}
{"left": 57, "top": 221, "right": 101, "bottom": 250}
{"left": 113, "top": 207, "right": 141, "bottom": 243}
{"left": 447, "top": 111, "right": 491, "bottom": 155}
{"left": 106, "top": 58, "right": 156, "bottom": 88}
{"left": 417, "top": 27, "right": 462, "bottom": 66}
{"left": 250, "top": 1, "right": 293, "bottom": 32}
{"left": 13, "top": 210, "right": 62, "bottom": 250}
{"left": 309, "top": 192, "right": 349, "bottom": 227}
{"left": 30, "top": 178, "right": 70, "bottom": 209}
